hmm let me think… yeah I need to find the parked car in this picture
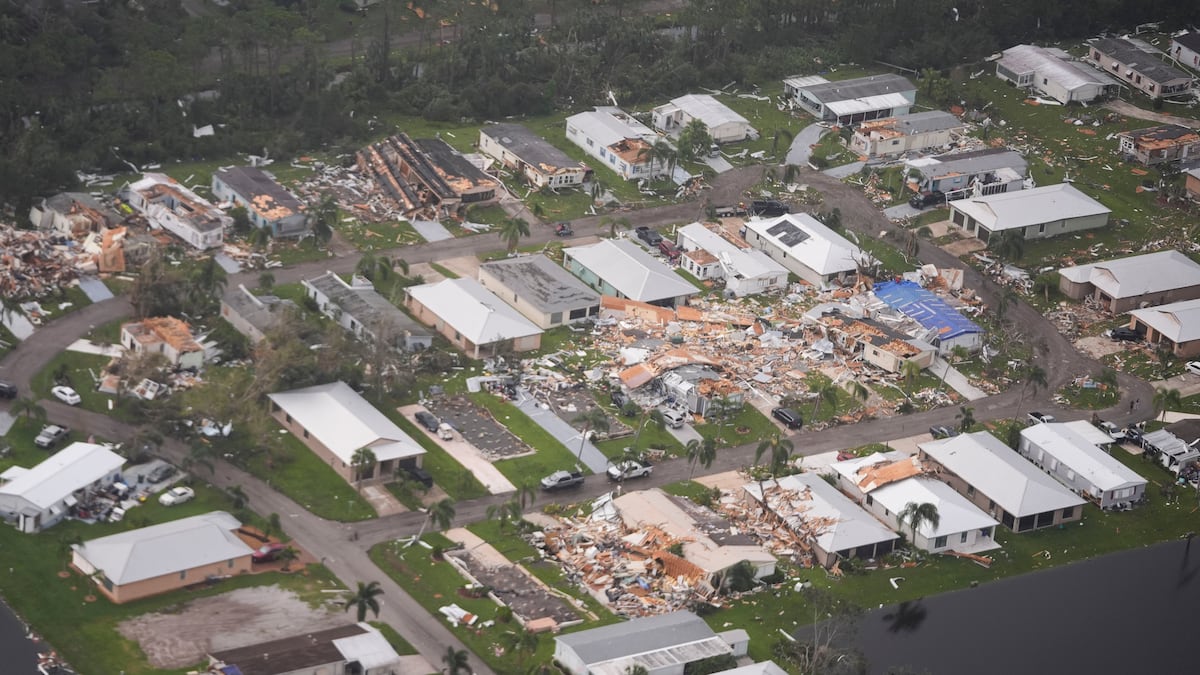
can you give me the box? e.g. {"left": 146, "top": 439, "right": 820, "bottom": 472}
{"left": 660, "top": 407, "right": 688, "bottom": 429}
{"left": 908, "top": 190, "right": 946, "bottom": 210}
{"left": 750, "top": 199, "right": 789, "bottom": 217}
{"left": 713, "top": 204, "right": 748, "bottom": 218}
{"left": 635, "top": 226, "right": 663, "bottom": 246}
{"left": 771, "top": 407, "right": 803, "bottom": 430}
{"left": 1105, "top": 326, "right": 1143, "bottom": 342}
{"left": 607, "top": 459, "right": 652, "bottom": 481}
{"left": 403, "top": 465, "right": 434, "bottom": 489}
{"left": 1096, "top": 420, "right": 1126, "bottom": 442}
{"left": 929, "top": 425, "right": 959, "bottom": 439}
{"left": 1125, "top": 424, "right": 1146, "bottom": 447}
{"left": 147, "top": 464, "right": 175, "bottom": 483}
{"left": 658, "top": 240, "right": 681, "bottom": 259}
{"left": 437, "top": 422, "right": 455, "bottom": 440}
{"left": 414, "top": 410, "right": 440, "bottom": 432}
{"left": 540, "top": 470, "right": 585, "bottom": 491}
{"left": 1027, "top": 411, "right": 1056, "bottom": 425}
{"left": 34, "top": 424, "right": 70, "bottom": 449}
{"left": 252, "top": 542, "right": 289, "bottom": 563}
{"left": 51, "top": 385, "right": 81, "bottom": 405}
{"left": 1186, "top": 361, "right": 1200, "bottom": 376}
{"left": 158, "top": 486, "right": 195, "bottom": 506}
{"left": 554, "top": 222, "right": 573, "bottom": 237}
{"left": 0, "top": 380, "right": 17, "bottom": 398}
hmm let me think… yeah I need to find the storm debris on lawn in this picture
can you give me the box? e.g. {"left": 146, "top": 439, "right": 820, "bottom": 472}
{"left": 0, "top": 225, "right": 81, "bottom": 299}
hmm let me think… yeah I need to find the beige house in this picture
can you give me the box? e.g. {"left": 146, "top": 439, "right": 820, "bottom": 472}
{"left": 949, "top": 183, "right": 1110, "bottom": 244}
{"left": 120, "top": 317, "right": 206, "bottom": 370}
{"left": 268, "top": 381, "right": 425, "bottom": 485}
{"left": 849, "top": 111, "right": 964, "bottom": 159}
{"left": 406, "top": 277, "right": 544, "bottom": 357}
{"left": 477, "top": 255, "right": 601, "bottom": 329}
{"left": 1117, "top": 125, "right": 1200, "bottom": 166}
{"left": 71, "top": 511, "right": 253, "bottom": 603}
{"left": 478, "top": 123, "right": 587, "bottom": 189}
{"left": 1059, "top": 250, "right": 1200, "bottom": 314}
{"left": 1089, "top": 37, "right": 1193, "bottom": 99}
{"left": 1129, "top": 298, "right": 1200, "bottom": 359}
{"left": 219, "top": 284, "right": 297, "bottom": 344}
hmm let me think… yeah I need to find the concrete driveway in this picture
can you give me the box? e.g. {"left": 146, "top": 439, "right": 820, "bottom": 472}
{"left": 785, "top": 123, "right": 828, "bottom": 166}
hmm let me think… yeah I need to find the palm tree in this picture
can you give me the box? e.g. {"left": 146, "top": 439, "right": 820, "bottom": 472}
{"left": 486, "top": 498, "right": 523, "bottom": 532}
{"left": 1013, "top": 363, "right": 1048, "bottom": 421}
{"left": 808, "top": 373, "right": 839, "bottom": 421}
{"left": 351, "top": 447, "right": 377, "bottom": 490}
{"left": 257, "top": 271, "right": 275, "bottom": 292}
{"left": 1153, "top": 387, "right": 1183, "bottom": 422}
{"left": 410, "top": 497, "right": 456, "bottom": 545}
{"left": 630, "top": 409, "right": 666, "bottom": 451}
{"left": 685, "top": 436, "right": 718, "bottom": 479}
{"left": 1095, "top": 368, "right": 1119, "bottom": 393}
{"left": 955, "top": 405, "right": 976, "bottom": 432}
{"left": 499, "top": 628, "right": 540, "bottom": 664}
{"left": 847, "top": 380, "right": 870, "bottom": 407}
{"left": 1031, "top": 272, "right": 1058, "bottom": 302}
{"left": 515, "top": 480, "right": 537, "bottom": 510}
{"left": 572, "top": 407, "right": 610, "bottom": 460}
{"left": 342, "top": 580, "right": 385, "bottom": 621}
{"left": 10, "top": 397, "right": 46, "bottom": 425}
{"left": 939, "top": 345, "right": 971, "bottom": 391}
{"left": 187, "top": 256, "right": 227, "bottom": 314}
{"left": 898, "top": 501, "right": 941, "bottom": 545}
{"left": 771, "top": 128, "right": 795, "bottom": 160}
{"left": 498, "top": 217, "right": 531, "bottom": 253}
{"left": 443, "top": 646, "right": 471, "bottom": 675}
{"left": 994, "top": 287, "right": 1020, "bottom": 325}
{"left": 991, "top": 230, "right": 1025, "bottom": 262}
{"left": 309, "top": 193, "right": 337, "bottom": 243}
{"left": 57, "top": 533, "right": 82, "bottom": 573}
{"left": 707, "top": 395, "right": 739, "bottom": 443}
{"left": 754, "top": 435, "right": 795, "bottom": 511}
{"left": 278, "top": 546, "right": 299, "bottom": 571}
{"left": 357, "top": 252, "right": 393, "bottom": 283}
{"left": 637, "top": 138, "right": 677, "bottom": 180}
{"left": 900, "top": 359, "right": 923, "bottom": 395}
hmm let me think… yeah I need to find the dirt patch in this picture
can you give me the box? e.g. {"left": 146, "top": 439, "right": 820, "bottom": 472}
{"left": 942, "top": 236, "right": 988, "bottom": 257}
{"left": 117, "top": 586, "right": 345, "bottom": 669}
{"left": 1074, "top": 336, "right": 1125, "bottom": 360}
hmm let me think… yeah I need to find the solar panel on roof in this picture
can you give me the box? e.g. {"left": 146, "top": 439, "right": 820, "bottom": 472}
{"left": 765, "top": 221, "right": 810, "bottom": 247}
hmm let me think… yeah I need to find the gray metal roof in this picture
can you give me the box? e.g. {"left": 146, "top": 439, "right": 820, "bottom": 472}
{"left": 221, "top": 284, "right": 296, "bottom": 336}
{"left": 556, "top": 611, "right": 725, "bottom": 667}
{"left": 919, "top": 148, "right": 1028, "bottom": 180}
{"left": 73, "top": 511, "right": 253, "bottom": 585}
{"left": 479, "top": 123, "right": 582, "bottom": 171}
{"left": 405, "top": 277, "right": 544, "bottom": 344}
{"left": 267, "top": 382, "right": 425, "bottom": 464}
{"left": 866, "top": 110, "right": 964, "bottom": 135}
{"left": 950, "top": 183, "right": 1110, "bottom": 232}
{"left": 1130, "top": 297, "right": 1200, "bottom": 343}
{"left": 1090, "top": 37, "right": 1192, "bottom": 85}
{"left": 1020, "top": 422, "right": 1147, "bottom": 493}
{"left": 796, "top": 73, "right": 915, "bottom": 103}
{"left": 661, "top": 94, "right": 750, "bottom": 129}
{"left": 1058, "top": 250, "right": 1200, "bottom": 299}
{"left": 213, "top": 166, "right": 304, "bottom": 219}
{"left": 998, "top": 44, "right": 1122, "bottom": 92}
{"left": 304, "top": 271, "right": 430, "bottom": 339}
{"left": 478, "top": 255, "right": 600, "bottom": 314}
{"left": 563, "top": 239, "right": 698, "bottom": 302}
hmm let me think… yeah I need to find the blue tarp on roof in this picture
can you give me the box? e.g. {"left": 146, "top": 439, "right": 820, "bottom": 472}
{"left": 873, "top": 280, "right": 982, "bottom": 341}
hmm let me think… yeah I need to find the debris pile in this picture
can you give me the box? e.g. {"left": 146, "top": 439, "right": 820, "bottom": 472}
{"left": 0, "top": 225, "right": 79, "bottom": 299}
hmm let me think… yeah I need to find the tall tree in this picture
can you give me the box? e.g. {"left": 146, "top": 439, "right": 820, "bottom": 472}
{"left": 443, "top": 647, "right": 471, "bottom": 675}
{"left": 637, "top": 138, "right": 677, "bottom": 179}
{"left": 498, "top": 217, "right": 531, "bottom": 253}
{"left": 898, "top": 501, "right": 941, "bottom": 545}
{"left": 572, "top": 407, "right": 610, "bottom": 460}
{"left": 955, "top": 405, "right": 976, "bottom": 432}
{"left": 685, "top": 436, "right": 718, "bottom": 479}
{"left": 10, "top": 397, "right": 46, "bottom": 425}
{"left": 901, "top": 359, "right": 923, "bottom": 396}
{"left": 808, "top": 373, "right": 839, "bottom": 421}
{"left": 1153, "top": 387, "right": 1182, "bottom": 422}
{"left": 342, "top": 580, "right": 385, "bottom": 621}
{"left": 351, "top": 447, "right": 377, "bottom": 489}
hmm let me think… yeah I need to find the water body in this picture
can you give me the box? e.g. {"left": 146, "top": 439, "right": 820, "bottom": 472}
{"left": 857, "top": 539, "right": 1200, "bottom": 674}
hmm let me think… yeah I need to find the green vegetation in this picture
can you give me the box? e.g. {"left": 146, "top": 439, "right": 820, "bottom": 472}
{"left": 694, "top": 404, "right": 778, "bottom": 447}
{"left": 337, "top": 219, "right": 424, "bottom": 252}
{"left": 383, "top": 409, "right": 488, "bottom": 501}
{"left": 31, "top": 351, "right": 122, "bottom": 417}
{"left": 243, "top": 433, "right": 376, "bottom": 522}
{"left": 469, "top": 392, "right": 586, "bottom": 480}
{"left": 429, "top": 262, "right": 460, "bottom": 279}
{"left": 367, "top": 621, "right": 419, "bottom": 656}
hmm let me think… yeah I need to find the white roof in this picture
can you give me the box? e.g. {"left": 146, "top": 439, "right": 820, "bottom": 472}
{"left": 677, "top": 223, "right": 788, "bottom": 281}
{"left": 1130, "top": 297, "right": 1200, "bottom": 343}
{"left": 950, "top": 183, "right": 1110, "bottom": 232}
{"left": 746, "top": 474, "right": 898, "bottom": 554}
{"left": 566, "top": 107, "right": 655, "bottom": 148}
{"left": 73, "top": 511, "right": 252, "bottom": 585}
{"left": 825, "top": 92, "right": 913, "bottom": 117}
{"left": 557, "top": 611, "right": 731, "bottom": 675}
{"left": 869, "top": 477, "right": 1000, "bottom": 538}
{"left": 713, "top": 662, "right": 789, "bottom": 675}
{"left": 919, "top": 432, "right": 1085, "bottom": 517}
{"left": 1020, "top": 422, "right": 1147, "bottom": 493}
{"left": 333, "top": 624, "right": 401, "bottom": 670}
{"left": 407, "top": 277, "right": 542, "bottom": 344}
{"left": 1059, "top": 250, "right": 1200, "bottom": 300}
{"left": 829, "top": 450, "right": 911, "bottom": 488}
{"left": 564, "top": 239, "right": 698, "bottom": 302}
{"left": 267, "top": 382, "right": 425, "bottom": 464}
{"left": 784, "top": 75, "right": 830, "bottom": 89}
{"left": 999, "top": 44, "right": 1121, "bottom": 92}
{"left": 0, "top": 442, "right": 124, "bottom": 510}
{"left": 662, "top": 94, "right": 750, "bottom": 129}
{"left": 743, "top": 213, "right": 863, "bottom": 276}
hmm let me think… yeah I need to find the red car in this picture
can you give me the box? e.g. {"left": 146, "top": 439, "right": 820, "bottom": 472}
{"left": 252, "top": 542, "right": 288, "bottom": 563}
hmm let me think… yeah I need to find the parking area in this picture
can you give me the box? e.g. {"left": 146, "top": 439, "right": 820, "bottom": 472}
{"left": 424, "top": 395, "right": 530, "bottom": 460}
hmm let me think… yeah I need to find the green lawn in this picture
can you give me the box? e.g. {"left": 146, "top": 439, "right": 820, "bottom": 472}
{"left": 243, "top": 432, "right": 376, "bottom": 522}
{"left": 381, "top": 407, "right": 489, "bottom": 500}
{"left": 367, "top": 621, "right": 419, "bottom": 656}
{"left": 337, "top": 218, "right": 424, "bottom": 252}
{"left": 2, "top": 417, "right": 70, "bottom": 468}
{"left": 694, "top": 404, "right": 779, "bottom": 448}
{"left": 85, "top": 318, "right": 125, "bottom": 345}
{"left": 469, "top": 392, "right": 587, "bottom": 482}
{"left": 31, "top": 351, "right": 131, "bottom": 419}
{"left": 0, "top": 480, "right": 341, "bottom": 675}
{"left": 1056, "top": 382, "right": 1120, "bottom": 410}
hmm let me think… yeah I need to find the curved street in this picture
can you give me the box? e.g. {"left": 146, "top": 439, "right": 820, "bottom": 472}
{"left": 0, "top": 162, "right": 1159, "bottom": 673}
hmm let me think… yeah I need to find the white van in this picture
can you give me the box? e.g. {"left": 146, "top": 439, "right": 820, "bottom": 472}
{"left": 661, "top": 408, "right": 687, "bottom": 429}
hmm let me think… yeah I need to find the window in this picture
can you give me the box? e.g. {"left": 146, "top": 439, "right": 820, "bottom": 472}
{"left": 866, "top": 494, "right": 873, "bottom": 506}
{"left": 988, "top": 499, "right": 995, "bottom": 510}
{"left": 549, "top": 312, "right": 563, "bottom": 325}
{"left": 934, "top": 536, "right": 948, "bottom": 548}
{"left": 586, "top": 138, "right": 594, "bottom": 147}
{"left": 966, "top": 485, "right": 975, "bottom": 497}
{"left": 180, "top": 570, "right": 187, "bottom": 580}
{"left": 285, "top": 414, "right": 292, "bottom": 424}
{"left": 1038, "top": 223, "right": 1046, "bottom": 234}
{"left": 960, "top": 532, "right": 968, "bottom": 543}
{"left": 302, "top": 428, "right": 309, "bottom": 439}
{"left": 1061, "top": 506, "right": 1075, "bottom": 519}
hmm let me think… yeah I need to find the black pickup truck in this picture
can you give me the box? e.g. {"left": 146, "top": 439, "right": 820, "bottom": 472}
{"left": 540, "top": 470, "right": 585, "bottom": 491}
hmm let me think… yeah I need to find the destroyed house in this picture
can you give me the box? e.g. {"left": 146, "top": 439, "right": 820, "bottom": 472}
{"left": 120, "top": 173, "right": 230, "bottom": 250}
{"left": 71, "top": 511, "right": 253, "bottom": 604}
{"left": 1129, "top": 297, "right": 1200, "bottom": 359}
{"left": 1058, "top": 250, "right": 1200, "bottom": 314}
{"left": 303, "top": 271, "right": 433, "bottom": 351}
{"left": 121, "top": 317, "right": 206, "bottom": 370}
{"left": 819, "top": 314, "right": 935, "bottom": 374}
{"left": 220, "top": 284, "right": 297, "bottom": 344}
{"left": 1089, "top": 37, "right": 1193, "bottom": 99}
{"left": 906, "top": 148, "right": 1028, "bottom": 198}
{"left": 872, "top": 280, "right": 983, "bottom": 354}
{"left": 478, "top": 123, "right": 588, "bottom": 189}
{"left": 405, "top": 277, "right": 544, "bottom": 358}
{"left": 994, "top": 44, "right": 1122, "bottom": 104}
{"left": 208, "top": 622, "right": 402, "bottom": 675}
{"left": 0, "top": 442, "right": 125, "bottom": 534}
{"left": 554, "top": 611, "right": 744, "bottom": 675}
{"left": 651, "top": 94, "right": 756, "bottom": 144}
{"left": 741, "top": 213, "right": 862, "bottom": 287}
{"left": 675, "top": 222, "right": 788, "bottom": 297}
{"left": 565, "top": 107, "right": 659, "bottom": 180}
{"left": 357, "top": 133, "right": 497, "bottom": 219}
{"left": 563, "top": 239, "right": 698, "bottom": 307}
{"left": 744, "top": 474, "right": 898, "bottom": 569}
{"left": 949, "top": 183, "right": 1111, "bottom": 244}
{"left": 1117, "top": 124, "right": 1200, "bottom": 166}
{"left": 783, "top": 73, "right": 916, "bottom": 126}
{"left": 1139, "top": 429, "right": 1200, "bottom": 475}
{"left": 211, "top": 166, "right": 307, "bottom": 237}
{"left": 919, "top": 432, "right": 1085, "bottom": 532}
{"left": 29, "top": 192, "right": 122, "bottom": 236}
{"left": 477, "top": 255, "right": 601, "bottom": 329}
{"left": 849, "top": 111, "right": 966, "bottom": 159}
{"left": 658, "top": 365, "right": 742, "bottom": 416}
{"left": 1018, "top": 421, "right": 1147, "bottom": 509}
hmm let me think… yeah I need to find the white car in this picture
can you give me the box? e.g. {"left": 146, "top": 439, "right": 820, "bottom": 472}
{"left": 51, "top": 386, "right": 81, "bottom": 406}
{"left": 1187, "top": 361, "right": 1200, "bottom": 376}
{"left": 158, "top": 486, "right": 195, "bottom": 506}
{"left": 607, "top": 460, "right": 653, "bottom": 482}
